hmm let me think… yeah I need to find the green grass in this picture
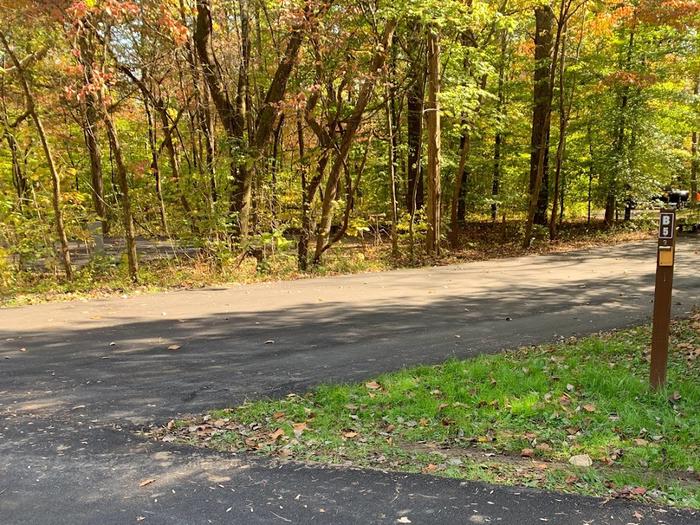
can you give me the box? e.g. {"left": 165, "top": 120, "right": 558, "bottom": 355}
{"left": 151, "top": 316, "right": 700, "bottom": 509}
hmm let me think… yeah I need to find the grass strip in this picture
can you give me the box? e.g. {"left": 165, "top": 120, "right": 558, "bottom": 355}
{"left": 148, "top": 315, "right": 700, "bottom": 510}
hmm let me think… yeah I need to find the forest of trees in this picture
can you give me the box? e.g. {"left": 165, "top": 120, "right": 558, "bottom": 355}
{"left": 1, "top": 0, "right": 699, "bottom": 283}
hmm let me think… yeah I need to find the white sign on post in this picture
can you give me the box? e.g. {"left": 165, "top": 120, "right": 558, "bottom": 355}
{"left": 659, "top": 212, "right": 675, "bottom": 240}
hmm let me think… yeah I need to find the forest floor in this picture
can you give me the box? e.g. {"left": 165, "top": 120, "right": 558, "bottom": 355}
{"left": 148, "top": 318, "right": 700, "bottom": 510}
{"left": 1, "top": 218, "right": 656, "bottom": 307}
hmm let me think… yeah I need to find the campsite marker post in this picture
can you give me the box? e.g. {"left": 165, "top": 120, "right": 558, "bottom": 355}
{"left": 650, "top": 209, "right": 676, "bottom": 390}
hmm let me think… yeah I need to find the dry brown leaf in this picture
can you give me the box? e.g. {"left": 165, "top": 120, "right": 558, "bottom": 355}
{"left": 139, "top": 479, "right": 156, "bottom": 487}
{"left": 365, "top": 381, "right": 381, "bottom": 390}
{"left": 269, "top": 428, "right": 285, "bottom": 442}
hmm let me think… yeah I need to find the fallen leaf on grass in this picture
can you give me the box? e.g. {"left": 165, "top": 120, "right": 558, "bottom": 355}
{"left": 292, "top": 422, "right": 308, "bottom": 437}
{"left": 343, "top": 430, "right": 358, "bottom": 439}
{"left": 139, "top": 479, "right": 156, "bottom": 487}
{"left": 422, "top": 464, "right": 438, "bottom": 474}
{"left": 269, "top": 428, "right": 285, "bottom": 442}
{"left": 582, "top": 404, "right": 596, "bottom": 413}
{"left": 521, "top": 448, "right": 535, "bottom": 458}
{"left": 365, "top": 381, "right": 381, "bottom": 390}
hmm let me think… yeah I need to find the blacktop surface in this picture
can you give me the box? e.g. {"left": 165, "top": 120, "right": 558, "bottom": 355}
{"left": 1, "top": 237, "right": 699, "bottom": 524}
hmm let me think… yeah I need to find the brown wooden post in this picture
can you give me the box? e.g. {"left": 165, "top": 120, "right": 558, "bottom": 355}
{"left": 650, "top": 209, "right": 676, "bottom": 390}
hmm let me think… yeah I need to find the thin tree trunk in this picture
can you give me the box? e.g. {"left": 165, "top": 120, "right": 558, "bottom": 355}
{"left": 524, "top": 1, "right": 569, "bottom": 247}
{"left": 100, "top": 102, "right": 139, "bottom": 282}
{"left": 549, "top": 23, "right": 568, "bottom": 241}
{"left": 529, "top": 5, "right": 554, "bottom": 227}
{"left": 450, "top": 130, "right": 470, "bottom": 246}
{"left": 5, "top": 131, "right": 29, "bottom": 209}
{"left": 406, "top": 21, "right": 426, "bottom": 214}
{"left": 77, "top": 26, "right": 109, "bottom": 235}
{"left": 144, "top": 98, "right": 168, "bottom": 232}
{"left": 313, "top": 20, "right": 397, "bottom": 263}
{"left": 606, "top": 30, "right": 635, "bottom": 225}
{"left": 692, "top": 75, "right": 699, "bottom": 207}
{"left": 296, "top": 114, "right": 309, "bottom": 271}
{"left": 426, "top": 28, "right": 441, "bottom": 256}
{"left": 270, "top": 115, "right": 284, "bottom": 221}
{"left": 0, "top": 32, "right": 73, "bottom": 279}
{"left": 158, "top": 104, "right": 194, "bottom": 227}
{"left": 385, "top": 78, "right": 399, "bottom": 258}
{"left": 491, "top": 29, "right": 508, "bottom": 222}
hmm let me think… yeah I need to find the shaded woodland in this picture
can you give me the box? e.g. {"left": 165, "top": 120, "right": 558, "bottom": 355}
{"left": 1, "top": 0, "right": 699, "bottom": 284}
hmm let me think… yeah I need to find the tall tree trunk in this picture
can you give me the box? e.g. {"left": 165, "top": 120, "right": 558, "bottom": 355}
{"left": 606, "top": 30, "right": 635, "bottom": 225}
{"left": 528, "top": 5, "right": 554, "bottom": 227}
{"left": 296, "top": 114, "right": 310, "bottom": 271}
{"left": 524, "top": 0, "right": 570, "bottom": 248}
{"left": 77, "top": 26, "right": 108, "bottom": 235}
{"left": 270, "top": 115, "right": 284, "bottom": 222}
{"left": 549, "top": 23, "right": 568, "bottom": 241}
{"left": 100, "top": 102, "right": 139, "bottom": 282}
{"left": 313, "top": 20, "right": 397, "bottom": 263}
{"left": 691, "top": 75, "right": 699, "bottom": 207}
{"left": 5, "top": 130, "right": 29, "bottom": 209}
{"left": 385, "top": 74, "right": 399, "bottom": 258}
{"left": 491, "top": 29, "right": 508, "bottom": 222}
{"left": 157, "top": 102, "right": 194, "bottom": 227}
{"left": 588, "top": 130, "right": 594, "bottom": 225}
{"left": 406, "top": 22, "right": 426, "bottom": 214}
{"left": 0, "top": 32, "right": 73, "bottom": 279}
{"left": 82, "top": 106, "right": 108, "bottom": 234}
{"left": 195, "top": 0, "right": 248, "bottom": 238}
{"left": 425, "top": 28, "right": 441, "bottom": 256}
{"left": 144, "top": 98, "right": 168, "bottom": 233}
{"left": 450, "top": 129, "right": 470, "bottom": 247}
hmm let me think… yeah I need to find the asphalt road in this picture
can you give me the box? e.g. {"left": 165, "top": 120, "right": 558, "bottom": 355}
{"left": 1, "top": 237, "right": 699, "bottom": 524}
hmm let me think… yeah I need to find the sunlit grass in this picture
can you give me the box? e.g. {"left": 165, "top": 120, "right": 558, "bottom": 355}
{"left": 159, "top": 318, "right": 700, "bottom": 509}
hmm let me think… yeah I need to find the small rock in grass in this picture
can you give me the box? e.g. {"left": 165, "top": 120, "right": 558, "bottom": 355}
{"left": 569, "top": 454, "right": 593, "bottom": 467}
